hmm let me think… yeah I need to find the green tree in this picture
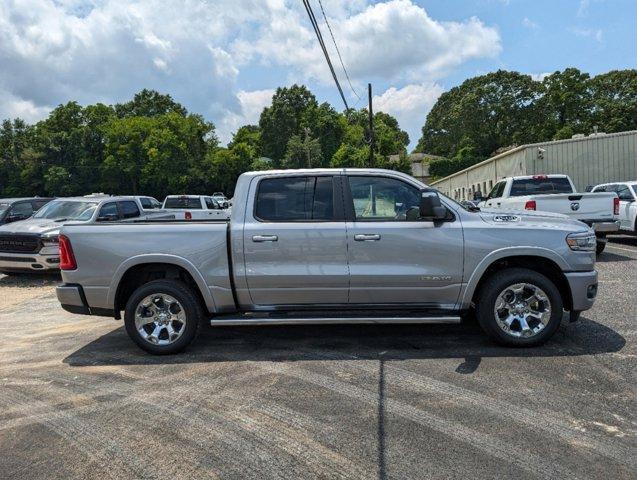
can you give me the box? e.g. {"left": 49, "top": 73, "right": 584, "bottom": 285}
{"left": 589, "top": 69, "right": 637, "bottom": 132}
{"left": 416, "top": 70, "right": 542, "bottom": 158}
{"left": 282, "top": 133, "right": 322, "bottom": 169}
{"left": 258, "top": 85, "right": 317, "bottom": 164}
{"left": 229, "top": 125, "right": 260, "bottom": 152}
{"left": 537, "top": 68, "right": 592, "bottom": 139}
{"left": 115, "top": 89, "right": 187, "bottom": 118}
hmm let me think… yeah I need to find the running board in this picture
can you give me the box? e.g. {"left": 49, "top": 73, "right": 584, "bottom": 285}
{"left": 209, "top": 315, "right": 461, "bottom": 327}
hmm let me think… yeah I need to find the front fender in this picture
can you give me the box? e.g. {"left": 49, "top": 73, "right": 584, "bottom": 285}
{"left": 459, "top": 246, "right": 570, "bottom": 309}
{"left": 107, "top": 254, "right": 217, "bottom": 312}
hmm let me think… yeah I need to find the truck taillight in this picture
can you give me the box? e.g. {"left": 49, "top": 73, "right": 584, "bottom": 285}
{"left": 59, "top": 234, "right": 77, "bottom": 270}
{"left": 613, "top": 197, "right": 620, "bottom": 215}
{"left": 185, "top": 211, "right": 192, "bottom": 220}
{"left": 525, "top": 200, "right": 537, "bottom": 211}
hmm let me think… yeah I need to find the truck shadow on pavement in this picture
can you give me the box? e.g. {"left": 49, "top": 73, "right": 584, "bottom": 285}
{"left": 64, "top": 316, "right": 625, "bottom": 372}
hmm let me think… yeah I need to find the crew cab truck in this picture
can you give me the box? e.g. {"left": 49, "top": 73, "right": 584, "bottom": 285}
{"left": 0, "top": 196, "right": 170, "bottom": 273}
{"left": 591, "top": 181, "right": 637, "bottom": 234}
{"left": 57, "top": 169, "right": 599, "bottom": 354}
{"left": 479, "top": 174, "right": 619, "bottom": 254}
{"left": 0, "top": 197, "right": 54, "bottom": 225}
{"left": 162, "top": 195, "right": 230, "bottom": 220}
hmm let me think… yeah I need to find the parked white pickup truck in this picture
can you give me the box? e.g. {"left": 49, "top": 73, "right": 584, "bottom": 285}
{"left": 478, "top": 175, "right": 619, "bottom": 254}
{"left": 591, "top": 181, "right": 637, "bottom": 234}
{"left": 162, "top": 195, "right": 230, "bottom": 220}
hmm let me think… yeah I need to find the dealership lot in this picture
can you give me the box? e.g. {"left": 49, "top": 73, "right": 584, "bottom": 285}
{"left": 0, "top": 238, "right": 635, "bottom": 480}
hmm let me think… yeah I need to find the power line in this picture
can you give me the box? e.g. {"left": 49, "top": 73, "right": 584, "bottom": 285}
{"left": 316, "top": 0, "right": 361, "bottom": 102}
{"left": 301, "top": 0, "right": 349, "bottom": 110}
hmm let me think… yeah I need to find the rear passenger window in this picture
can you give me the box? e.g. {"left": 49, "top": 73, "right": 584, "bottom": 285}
{"left": 119, "top": 201, "right": 140, "bottom": 219}
{"left": 256, "top": 176, "right": 335, "bottom": 221}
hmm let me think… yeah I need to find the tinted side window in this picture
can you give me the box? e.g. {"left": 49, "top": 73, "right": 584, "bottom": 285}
{"left": 119, "top": 201, "right": 141, "bottom": 219}
{"left": 10, "top": 202, "right": 34, "bottom": 217}
{"left": 98, "top": 202, "right": 119, "bottom": 220}
{"left": 487, "top": 182, "right": 505, "bottom": 200}
{"left": 139, "top": 198, "right": 152, "bottom": 209}
{"left": 616, "top": 185, "right": 633, "bottom": 201}
{"left": 205, "top": 197, "right": 217, "bottom": 209}
{"left": 256, "top": 176, "right": 334, "bottom": 221}
{"left": 348, "top": 176, "right": 420, "bottom": 221}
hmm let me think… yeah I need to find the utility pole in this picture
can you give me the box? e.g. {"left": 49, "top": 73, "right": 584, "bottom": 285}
{"left": 368, "top": 83, "right": 374, "bottom": 168}
{"left": 304, "top": 127, "right": 311, "bottom": 168}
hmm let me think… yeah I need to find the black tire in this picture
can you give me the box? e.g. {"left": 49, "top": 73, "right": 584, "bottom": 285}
{"left": 476, "top": 268, "right": 563, "bottom": 347}
{"left": 124, "top": 280, "right": 202, "bottom": 354}
{"left": 596, "top": 241, "right": 606, "bottom": 255}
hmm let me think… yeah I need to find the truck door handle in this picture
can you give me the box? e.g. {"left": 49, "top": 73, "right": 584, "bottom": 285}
{"left": 252, "top": 235, "right": 278, "bottom": 242}
{"left": 354, "top": 234, "right": 381, "bottom": 241}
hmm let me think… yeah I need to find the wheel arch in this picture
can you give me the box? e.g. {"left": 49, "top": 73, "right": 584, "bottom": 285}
{"left": 462, "top": 249, "right": 573, "bottom": 312}
{"left": 108, "top": 255, "right": 216, "bottom": 317}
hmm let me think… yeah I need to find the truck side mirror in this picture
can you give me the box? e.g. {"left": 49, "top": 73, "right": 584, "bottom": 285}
{"left": 419, "top": 190, "right": 447, "bottom": 221}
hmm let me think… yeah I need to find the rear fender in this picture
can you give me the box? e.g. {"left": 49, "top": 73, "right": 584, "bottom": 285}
{"left": 107, "top": 254, "right": 217, "bottom": 312}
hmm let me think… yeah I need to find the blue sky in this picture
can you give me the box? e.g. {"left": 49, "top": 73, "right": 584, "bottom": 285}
{"left": 0, "top": 0, "right": 635, "bottom": 149}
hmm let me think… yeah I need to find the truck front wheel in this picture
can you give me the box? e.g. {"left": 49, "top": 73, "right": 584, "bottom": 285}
{"left": 476, "top": 268, "right": 563, "bottom": 347}
{"left": 124, "top": 280, "right": 202, "bottom": 354}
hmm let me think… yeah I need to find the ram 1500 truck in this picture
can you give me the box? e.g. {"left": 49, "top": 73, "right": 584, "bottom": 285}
{"left": 0, "top": 196, "right": 171, "bottom": 273}
{"left": 478, "top": 174, "right": 619, "bottom": 254}
{"left": 56, "top": 169, "right": 599, "bottom": 354}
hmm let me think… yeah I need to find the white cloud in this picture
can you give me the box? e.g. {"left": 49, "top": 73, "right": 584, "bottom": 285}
{"left": 217, "top": 89, "right": 275, "bottom": 145}
{"left": 0, "top": 0, "right": 500, "bottom": 147}
{"left": 530, "top": 72, "right": 550, "bottom": 81}
{"left": 570, "top": 27, "right": 603, "bottom": 42}
{"left": 236, "top": 0, "right": 501, "bottom": 83}
{"left": 373, "top": 83, "right": 445, "bottom": 149}
{"left": 522, "top": 17, "right": 539, "bottom": 29}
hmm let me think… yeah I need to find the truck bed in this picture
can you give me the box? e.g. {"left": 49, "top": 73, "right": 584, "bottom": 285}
{"left": 60, "top": 221, "right": 235, "bottom": 313}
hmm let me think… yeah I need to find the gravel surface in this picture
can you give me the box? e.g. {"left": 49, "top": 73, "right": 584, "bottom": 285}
{"left": 0, "top": 237, "right": 635, "bottom": 480}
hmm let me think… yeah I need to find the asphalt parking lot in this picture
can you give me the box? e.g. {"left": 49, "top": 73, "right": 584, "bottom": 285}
{"left": 0, "top": 237, "right": 635, "bottom": 480}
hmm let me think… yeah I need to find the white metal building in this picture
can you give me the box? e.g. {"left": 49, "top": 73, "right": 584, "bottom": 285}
{"left": 431, "top": 130, "right": 637, "bottom": 200}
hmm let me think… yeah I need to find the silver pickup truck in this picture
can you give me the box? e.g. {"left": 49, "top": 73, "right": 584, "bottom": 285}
{"left": 56, "top": 168, "right": 599, "bottom": 354}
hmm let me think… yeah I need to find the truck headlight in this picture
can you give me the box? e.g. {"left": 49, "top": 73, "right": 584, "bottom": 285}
{"left": 566, "top": 232, "right": 596, "bottom": 251}
{"left": 42, "top": 235, "right": 59, "bottom": 247}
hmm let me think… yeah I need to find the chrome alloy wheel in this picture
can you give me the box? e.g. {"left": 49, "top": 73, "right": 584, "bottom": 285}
{"left": 134, "top": 294, "right": 186, "bottom": 345}
{"left": 493, "top": 283, "right": 552, "bottom": 338}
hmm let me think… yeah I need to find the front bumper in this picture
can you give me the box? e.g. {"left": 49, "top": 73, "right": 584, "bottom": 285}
{"left": 0, "top": 250, "right": 60, "bottom": 272}
{"left": 565, "top": 270, "right": 598, "bottom": 312}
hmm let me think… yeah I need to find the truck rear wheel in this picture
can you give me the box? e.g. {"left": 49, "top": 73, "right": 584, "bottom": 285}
{"left": 476, "top": 268, "right": 563, "bottom": 347}
{"left": 124, "top": 280, "right": 202, "bottom": 354}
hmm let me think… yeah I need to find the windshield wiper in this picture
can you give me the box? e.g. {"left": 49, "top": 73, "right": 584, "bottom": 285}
{"left": 53, "top": 218, "right": 69, "bottom": 222}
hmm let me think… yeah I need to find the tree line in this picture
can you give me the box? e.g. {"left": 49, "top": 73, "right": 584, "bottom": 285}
{"left": 1, "top": 68, "right": 635, "bottom": 198}
{"left": 419, "top": 68, "right": 637, "bottom": 178}
{"left": 0, "top": 86, "right": 410, "bottom": 199}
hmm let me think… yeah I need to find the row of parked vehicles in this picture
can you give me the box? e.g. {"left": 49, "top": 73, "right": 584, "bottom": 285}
{"left": 0, "top": 193, "right": 231, "bottom": 273}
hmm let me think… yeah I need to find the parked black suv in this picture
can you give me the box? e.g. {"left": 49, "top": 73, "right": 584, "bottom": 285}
{"left": 0, "top": 198, "right": 54, "bottom": 225}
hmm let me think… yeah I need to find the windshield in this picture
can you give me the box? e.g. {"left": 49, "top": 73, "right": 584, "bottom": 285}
{"left": 164, "top": 197, "right": 202, "bottom": 209}
{"left": 510, "top": 177, "right": 573, "bottom": 196}
{"left": 33, "top": 200, "right": 98, "bottom": 221}
{"left": 0, "top": 204, "right": 9, "bottom": 216}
